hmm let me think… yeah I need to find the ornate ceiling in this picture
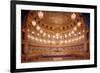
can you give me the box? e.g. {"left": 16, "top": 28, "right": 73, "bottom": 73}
{"left": 21, "top": 10, "right": 90, "bottom": 62}
{"left": 22, "top": 10, "right": 89, "bottom": 47}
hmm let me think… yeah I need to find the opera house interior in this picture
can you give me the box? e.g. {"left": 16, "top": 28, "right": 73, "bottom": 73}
{"left": 21, "top": 10, "right": 90, "bottom": 63}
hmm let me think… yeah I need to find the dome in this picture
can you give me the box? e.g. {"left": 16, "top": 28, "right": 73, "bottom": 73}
{"left": 21, "top": 10, "right": 90, "bottom": 62}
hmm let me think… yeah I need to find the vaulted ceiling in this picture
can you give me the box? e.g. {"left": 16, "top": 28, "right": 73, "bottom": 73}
{"left": 22, "top": 10, "right": 89, "bottom": 47}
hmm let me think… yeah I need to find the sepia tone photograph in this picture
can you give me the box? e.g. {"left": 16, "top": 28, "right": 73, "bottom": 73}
{"left": 21, "top": 10, "right": 90, "bottom": 63}
{"left": 11, "top": 1, "right": 97, "bottom": 72}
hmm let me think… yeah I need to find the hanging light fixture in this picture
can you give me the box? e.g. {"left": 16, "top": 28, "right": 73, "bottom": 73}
{"left": 39, "top": 39, "right": 42, "bottom": 42}
{"left": 78, "top": 32, "right": 81, "bottom": 35}
{"left": 37, "top": 33, "right": 40, "bottom": 36}
{"left": 36, "top": 26, "right": 40, "bottom": 31}
{"left": 71, "top": 13, "right": 76, "bottom": 20}
{"left": 64, "top": 34, "right": 67, "bottom": 38}
{"left": 56, "top": 33, "right": 59, "bottom": 37}
{"left": 71, "top": 30, "right": 74, "bottom": 34}
{"left": 48, "top": 34, "right": 50, "bottom": 38}
{"left": 40, "top": 30, "right": 43, "bottom": 34}
{"left": 64, "top": 40, "right": 67, "bottom": 43}
{"left": 32, "top": 20, "right": 36, "bottom": 26}
{"left": 60, "top": 40, "right": 63, "bottom": 44}
{"left": 60, "top": 36, "right": 63, "bottom": 39}
{"left": 38, "top": 11, "right": 44, "bottom": 19}
{"left": 53, "top": 35, "right": 56, "bottom": 38}
{"left": 74, "top": 27, "right": 77, "bottom": 31}
{"left": 43, "top": 32, "right": 46, "bottom": 36}
{"left": 68, "top": 33, "right": 71, "bottom": 36}
{"left": 55, "top": 33, "right": 59, "bottom": 39}
{"left": 77, "top": 22, "right": 81, "bottom": 27}
{"left": 32, "top": 31, "right": 35, "bottom": 34}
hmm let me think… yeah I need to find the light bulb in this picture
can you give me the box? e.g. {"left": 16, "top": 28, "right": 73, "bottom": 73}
{"left": 48, "top": 34, "right": 50, "bottom": 38}
{"left": 78, "top": 32, "right": 81, "bottom": 35}
{"left": 60, "top": 36, "right": 62, "bottom": 39}
{"left": 43, "top": 32, "right": 46, "bottom": 36}
{"left": 32, "top": 31, "right": 35, "bottom": 34}
{"left": 65, "top": 40, "right": 67, "bottom": 43}
{"left": 56, "top": 33, "right": 59, "bottom": 36}
{"left": 27, "top": 34, "right": 31, "bottom": 38}
{"left": 32, "top": 20, "right": 36, "bottom": 26}
{"left": 65, "top": 34, "right": 67, "bottom": 37}
{"left": 40, "top": 30, "right": 43, "bottom": 34}
{"left": 71, "top": 13, "right": 76, "bottom": 20}
{"left": 37, "top": 33, "right": 40, "bottom": 36}
{"left": 74, "top": 27, "right": 77, "bottom": 31}
{"left": 53, "top": 35, "right": 55, "bottom": 38}
{"left": 38, "top": 11, "right": 44, "bottom": 19}
{"left": 36, "top": 26, "right": 40, "bottom": 31}
{"left": 77, "top": 22, "right": 81, "bottom": 27}
{"left": 71, "top": 31, "right": 74, "bottom": 34}
{"left": 68, "top": 33, "right": 71, "bottom": 36}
